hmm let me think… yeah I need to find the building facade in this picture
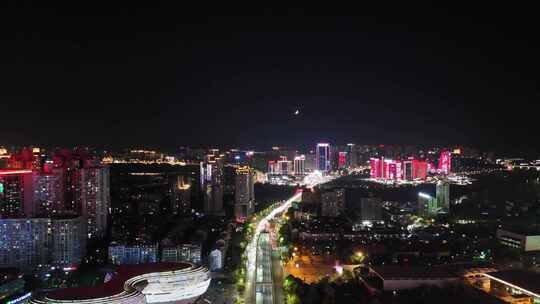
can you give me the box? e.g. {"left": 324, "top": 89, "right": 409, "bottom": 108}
{"left": 0, "top": 217, "right": 86, "bottom": 270}
{"left": 78, "top": 166, "right": 110, "bottom": 238}
{"left": 316, "top": 143, "right": 331, "bottom": 173}
{"left": 321, "top": 189, "right": 345, "bottom": 217}
{"left": 108, "top": 243, "right": 158, "bottom": 265}
{"left": 234, "top": 167, "right": 255, "bottom": 221}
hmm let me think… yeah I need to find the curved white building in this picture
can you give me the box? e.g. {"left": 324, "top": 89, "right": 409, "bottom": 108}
{"left": 30, "top": 262, "right": 210, "bottom": 304}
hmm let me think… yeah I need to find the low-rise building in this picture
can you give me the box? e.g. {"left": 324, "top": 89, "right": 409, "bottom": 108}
{"left": 371, "top": 266, "right": 459, "bottom": 290}
{"left": 108, "top": 243, "right": 157, "bottom": 265}
{"left": 161, "top": 244, "right": 202, "bottom": 265}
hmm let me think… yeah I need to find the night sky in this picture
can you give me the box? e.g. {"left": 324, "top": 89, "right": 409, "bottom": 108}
{"left": 1, "top": 4, "right": 539, "bottom": 154}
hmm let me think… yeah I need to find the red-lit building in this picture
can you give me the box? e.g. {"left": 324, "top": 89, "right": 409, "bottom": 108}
{"left": 338, "top": 152, "right": 347, "bottom": 169}
{"left": 438, "top": 150, "right": 451, "bottom": 175}
{"left": 371, "top": 157, "right": 426, "bottom": 181}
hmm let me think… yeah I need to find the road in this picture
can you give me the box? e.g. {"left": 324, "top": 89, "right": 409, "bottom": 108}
{"left": 245, "top": 191, "right": 302, "bottom": 304}
{"left": 245, "top": 171, "right": 333, "bottom": 304}
{"left": 255, "top": 233, "right": 273, "bottom": 304}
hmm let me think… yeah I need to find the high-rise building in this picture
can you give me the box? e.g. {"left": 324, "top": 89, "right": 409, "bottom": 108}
{"left": 108, "top": 243, "right": 157, "bottom": 265}
{"left": 436, "top": 180, "right": 450, "bottom": 211}
{"left": 321, "top": 188, "right": 345, "bottom": 217}
{"left": 403, "top": 160, "right": 413, "bottom": 181}
{"left": 316, "top": 143, "right": 331, "bottom": 173}
{"left": 33, "top": 169, "right": 64, "bottom": 217}
{"left": 304, "top": 151, "right": 316, "bottom": 172}
{"left": 370, "top": 158, "right": 382, "bottom": 178}
{"left": 338, "top": 152, "right": 348, "bottom": 169}
{"left": 412, "top": 160, "right": 427, "bottom": 180}
{"left": 277, "top": 156, "right": 293, "bottom": 175}
{"left": 346, "top": 143, "right": 358, "bottom": 168}
{"left": 267, "top": 160, "right": 278, "bottom": 174}
{"left": 200, "top": 155, "right": 224, "bottom": 215}
{"left": 0, "top": 169, "right": 34, "bottom": 218}
{"left": 170, "top": 175, "right": 191, "bottom": 215}
{"left": 359, "top": 197, "right": 383, "bottom": 221}
{"left": 418, "top": 192, "right": 437, "bottom": 217}
{"left": 234, "top": 166, "right": 255, "bottom": 221}
{"left": 438, "top": 150, "right": 452, "bottom": 175}
{"left": 0, "top": 216, "right": 86, "bottom": 270}
{"left": 293, "top": 155, "right": 306, "bottom": 175}
{"left": 78, "top": 166, "right": 110, "bottom": 238}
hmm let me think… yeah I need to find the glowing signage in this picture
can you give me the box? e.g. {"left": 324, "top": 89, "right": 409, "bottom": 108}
{"left": 0, "top": 182, "right": 3, "bottom": 194}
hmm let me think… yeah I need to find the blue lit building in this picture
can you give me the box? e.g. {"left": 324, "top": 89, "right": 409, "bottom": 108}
{"left": 316, "top": 143, "right": 331, "bottom": 172}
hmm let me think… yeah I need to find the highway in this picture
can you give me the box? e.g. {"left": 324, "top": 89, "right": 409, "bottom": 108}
{"left": 245, "top": 171, "right": 333, "bottom": 304}
{"left": 255, "top": 233, "right": 273, "bottom": 304}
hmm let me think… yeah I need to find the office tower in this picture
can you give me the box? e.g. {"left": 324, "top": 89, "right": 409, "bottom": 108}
{"left": 321, "top": 188, "right": 345, "bottom": 217}
{"left": 200, "top": 155, "right": 224, "bottom": 215}
{"left": 277, "top": 156, "right": 293, "bottom": 175}
{"left": 293, "top": 155, "right": 306, "bottom": 175}
{"left": 0, "top": 216, "right": 86, "bottom": 270}
{"left": 33, "top": 168, "right": 64, "bottom": 217}
{"left": 438, "top": 150, "right": 452, "bottom": 175}
{"left": 418, "top": 192, "right": 437, "bottom": 217}
{"left": 359, "top": 197, "right": 383, "bottom": 221}
{"left": 0, "top": 169, "right": 34, "bottom": 218}
{"left": 78, "top": 166, "right": 110, "bottom": 238}
{"left": 436, "top": 180, "right": 450, "bottom": 211}
{"left": 316, "top": 143, "right": 331, "bottom": 172}
{"left": 234, "top": 166, "right": 255, "bottom": 221}
{"left": 108, "top": 243, "right": 158, "bottom": 265}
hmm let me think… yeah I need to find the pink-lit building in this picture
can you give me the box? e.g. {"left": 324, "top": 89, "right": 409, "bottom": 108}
{"left": 371, "top": 157, "right": 426, "bottom": 181}
{"left": 438, "top": 150, "right": 451, "bottom": 175}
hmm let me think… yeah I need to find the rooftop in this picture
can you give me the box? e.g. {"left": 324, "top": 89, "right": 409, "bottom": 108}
{"left": 45, "top": 262, "right": 191, "bottom": 301}
{"left": 372, "top": 266, "right": 457, "bottom": 279}
{"left": 485, "top": 270, "right": 540, "bottom": 297}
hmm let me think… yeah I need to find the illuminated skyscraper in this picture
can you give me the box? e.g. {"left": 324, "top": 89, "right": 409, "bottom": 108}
{"left": 293, "top": 155, "right": 306, "bottom": 175}
{"left": 438, "top": 150, "right": 452, "bottom": 175}
{"left": 316, "top": 143, "right": 331, "bottom": 172}
{"left": 234, "top": 166, "right": 255, "bottom": 221}
{"left": 436, "top": 180, "right": 450, "bottom": 211}
{"left": 0, "top": 169, "right": 34, "bottom": 218}
{"left": 277, "top": 156, "right": 293, "bottom": 175}
{"left": 412, "top": 160, "right": 427, "bottom": 180}
{"left": 200, "top": 155, "right": 224, "bottom": 215}
{"left": 78, "top": 166, "right": 110, "bottom": 238}
{"left": 370, "top": 158, "right": 382, "bottom": 178}
{"left": 338, "top": 152, "right": 347, "bottom": 169}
